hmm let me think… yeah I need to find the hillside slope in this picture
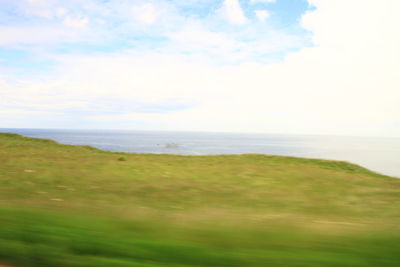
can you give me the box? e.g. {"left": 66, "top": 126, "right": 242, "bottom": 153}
{"left": 1, "top": 133, "right": 400, "bottom": 266}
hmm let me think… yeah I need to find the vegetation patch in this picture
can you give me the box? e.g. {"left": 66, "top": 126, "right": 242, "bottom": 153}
{"left": 0, "top": 133, "right": 400, "bottom": 266}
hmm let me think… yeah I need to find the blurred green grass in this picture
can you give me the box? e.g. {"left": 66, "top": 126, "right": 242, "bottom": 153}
{"left": 1, "top": 132, "right": 400, "bottom": 266}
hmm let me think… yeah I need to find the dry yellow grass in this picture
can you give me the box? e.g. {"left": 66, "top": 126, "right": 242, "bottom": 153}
{"left": 1, "top": 132, "right": 400, "bottom": 266}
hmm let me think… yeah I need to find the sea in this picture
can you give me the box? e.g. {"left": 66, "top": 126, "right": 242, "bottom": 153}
{"left": 1, "top": 128, "right": 400, "bottom": 178}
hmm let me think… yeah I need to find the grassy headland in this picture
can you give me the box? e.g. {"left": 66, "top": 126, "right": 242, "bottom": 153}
{"left": 1, "top": 132, "right": 400, "bottom": 266}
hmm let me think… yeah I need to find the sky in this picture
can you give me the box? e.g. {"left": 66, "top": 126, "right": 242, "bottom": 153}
{"left": 0, "top": 0, "right": 399, "bottom": 137}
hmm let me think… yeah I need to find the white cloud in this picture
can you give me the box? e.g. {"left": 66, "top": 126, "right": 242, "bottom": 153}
{"left": 132, "top": 3, "right": 158, "bottom": 24}
{"left": 166, "top": 21, "right": 241, "bottom": 57}
{"left": 218, "top": 0, "right": 248, "bottom": 25}
{"left": 1, "top": 0, "right": 399, "bottom": 137}
{"left": 56, "top": 7, "right": 68, "bottom": 17}
{"left": 250, "top": 0, "right": 276, "bottom": 4}
{"left": 63, "top": 16, "right": 89, "bottom": 28}
{"left": 0, "top": 25, "right": 83, "bottom": 45}
{"left": 165, "top": 21, "right": 307, "bottom": 63}
{"left": 26, "top": 0, "right": 47, "bottom": 4}
{"left": 255, "top": 10, "right": 270, "bottom": 21}
{"left": 22, "top": 0, "right": 54, "bottom": 19}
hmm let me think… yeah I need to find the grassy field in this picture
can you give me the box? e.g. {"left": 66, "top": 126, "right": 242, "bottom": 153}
{"left": 1, "top": 132, "right": 400, "bottom": 266}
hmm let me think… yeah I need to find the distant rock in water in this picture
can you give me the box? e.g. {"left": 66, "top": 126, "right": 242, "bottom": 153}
{"left": 165, "top": 143, "right": 179, "bottom": 149}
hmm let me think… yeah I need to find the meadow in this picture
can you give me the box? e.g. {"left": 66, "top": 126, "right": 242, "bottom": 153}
{"left": 1, "top": 132, "right": 400, "bottom": 266}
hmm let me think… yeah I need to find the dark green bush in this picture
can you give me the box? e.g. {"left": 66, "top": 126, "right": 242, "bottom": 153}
{"left": 118, "top": 156, "right": 127, "bottom": 161}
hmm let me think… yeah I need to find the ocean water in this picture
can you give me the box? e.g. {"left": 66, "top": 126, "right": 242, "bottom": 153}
{"left": 2, "top": 128, "right": 400, "bottom": 178}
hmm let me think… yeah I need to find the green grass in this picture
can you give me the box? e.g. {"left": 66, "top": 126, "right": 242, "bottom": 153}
{"left": 1, "top": 132, "right": 400, "bottom": 266}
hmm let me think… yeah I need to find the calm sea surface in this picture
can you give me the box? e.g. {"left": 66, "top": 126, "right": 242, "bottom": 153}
{"left": 2, "top": 128, "right": 400, "bottom": 178}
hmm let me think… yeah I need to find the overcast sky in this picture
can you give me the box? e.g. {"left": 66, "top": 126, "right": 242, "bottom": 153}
{"left": 0, "top": 0, "right": 399, "bottom": 137}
